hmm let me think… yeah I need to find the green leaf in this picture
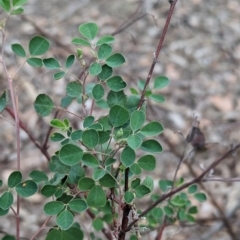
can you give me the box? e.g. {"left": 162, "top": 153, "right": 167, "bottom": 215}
{"left": 29, "top": 36, "right": 50, "bottom": 56}
{"left": 152, "top": 207, "right": 163, "bottom": 219}
{"left": 27, "top": 57, "right": 43, "bottom": 67}
{"left": 186, "top": 214, "right": 195, "bottom": 222}
{"left": 34, "top": 94, "right": 54, "bottom": 117}
{"left": 89, "top": 62, "right": 102, "bottom": 76}
{"left": 11, "top": 43, "right": 26, "bottom": 57}
{"left": 109, "top": 105, "right": 130, "bottom": 127}
{"left": 68, "top": 164, "right": 85, "bottom": 184}
{"left": 81, "top": 153, "right": 99, "bottom": 168}
{"left": 71, "top": 38, "right": 91, "bottom": 46}
{"left": 92, "top": 169, "right": 106, "bottom": 181}
{"left": 188, "top": 206, "right": 198, "bottom": 214}
{"left": 10, "top": 6, "right": 24, "bottom": 15}
{"left": 50, "top": 132, "right": 65, "bottom": 142}
{"left": 70, "top": 130, "right": 82, "bottom": 141}
{"left": 0, "top": 179, "right": 2, "bottom": 187}
{"left": 188, "top": 184, "right": 198, "bottom": 194}
{"left": 178, "top": 209, "right": 186, "bottom": 221}
{"left": 54, "top": 71, "right": 66, "bottom": 80}
{"left": 106, "top": 53, "right": 125, "bottom": 67}
{"left": 143, "top": 176, "right": 154, "bottom": 191}
{"left": 92, "top": 84, "right": 104, "bottom": 101}
{"left": 62, "top": 227, "right": 84, "bottom": 240}
{"left": 41, "top": 185, "right": 57, "bottom": 197}
{"left": 61, "top": 96, "right": 73, "bottom": 108}
{"left": 96, "top": 35, "right": 115, "bottom": 46}
{"left": 68, "top": 199, "right": 88, "bottom": 213}
{"left": 125, "top": 95, "right": 140, "bottom": 113}
{"left": 0, "top": 90, "right": 8, "bottom": 113}
{"left": 50, "top": 119, "right": 66, "bottom": 129}
{"left": 12, "top": 0, "right": 28, "bottom": 6}
{"left": 78, "top": 177, "right": 95, "bottom": 191}
{"left": 138, "top": 155, "right": 156, "bottom": 171}
{"left": 2, "top": 234, "right": 15, "bottom": 240}
{"left": 170, "top": 195, "right": 186, "bottom": 207}
{"left": 140, "top": 121, "right": 164, "bottom": 136}
{"left": 87, "top": 185, "right": 106, "bottom": 207}
{"left": 46, "top": 229, "right": 62, "bottom": 240}
{"left": 105, "top": 158, "right": 116, "bottom": 167}
{"left": 154, "top": 76, "right": 169, "bottom": 89}
{"left": 107, "top": 90, "right": 127, "bottom": 108}
{"left": 141, "top": 139, "right": 163, "bottom": 153}
{"left": 66, "top": 81, "right": 82, "bottom": 98}
{"left": 99, "top": 174, "right": 116, "bottom": 188}
{"left": 135, "top": 185, "right": 150, "bottom": 198}
{"left": 164, "top": 206, "right": 174, "bottom": 216}
{"left": 124, "top": 191, "right": 134, "bottom": 203}
{"left": 82, "top": 129, "right": 99, "bottom": 149}
{"left": 15, "top": 180, "right": 38, "bottom": 197}
{"left": 127, "top": 135, "right": 142, "bottom": 150}
{"left": 130, "top": 110, "right": 145, "bottom": 132}
{"left": 0, "top": 192, "right": 13, "bottom": 210}
{"left": 59, "top": 144, "right": 83, "bottom": 166}
{"left": 98, "top": 64, "right": 113, "bottom": 80}
{"left": 44, "top": 201, "right": 65, "bottom": 215}
{"left": 106, "top": 76, "right": 127, "bottom": 92}
{"left": 83, "top": 116, "right": 94, "bottom": 128}
{"left": 65, "top": 54, "right": 75, "bottom": 69}
{"left": 56, "top": 209, "right": 74, "bottom": 230}
{"left": 43, "top": 58, "right": 61, "bottom": 69}
{"left": 0, "top": 207, "right": 9, "bottom": 216}
{"left": 159, "top": 179, "right": 172, "bottom": 192}
{"left": 121, "top": 146, "right": 135, "bottom": 167}
{"left": 194, "top": 192, "right": 207, "bottom": 202}
{"left": 149, "top": 94, "right": 165, "bottom": 103}
{"left": 130, "top": 88, "right": 138, "bottom": 95}
{"left": 7, "top": 171, "right": 22, "bottom": 188}
{"left": 79, "top": 22, "right": 98, "bottom": 40}
{"left": 98, "top": 44, "right": 112, "bottom": 59}
{"left": 29, "top": 170, "right": 48, "bottom": 183}
{"left": 93, "top": 218, "right": 103, "bottom": 231}
{"left": 130, "top": 163, "right": 142, "bottom": 175}
{"left": 131, "top": 178, "right": 140, "bottom": 189}
{"left": 0, "top": 0, "right": 11, "bottom": 12}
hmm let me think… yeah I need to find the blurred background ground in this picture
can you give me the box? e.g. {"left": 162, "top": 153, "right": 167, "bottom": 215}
{"left": 0, "top": 0, "right": 240, "bottom": 239}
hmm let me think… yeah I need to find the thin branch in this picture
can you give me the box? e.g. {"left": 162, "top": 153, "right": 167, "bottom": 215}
{"left": 6, "top": 107, "right": 51, "bottom": 161}
{"left": 123, "top": 143, "right": 240, "bottom": 233}
{"left": 202, "top": 177, "right": 240, "bottom": 182}
{"left": 29, "top": 216, "right": 52, "bottom": 240}
{"left": 138, "top": 0, "right": 178, "bottom": 108}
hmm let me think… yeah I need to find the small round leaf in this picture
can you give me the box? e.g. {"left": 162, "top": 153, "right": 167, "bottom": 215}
{"left": 29, "top": 36, "right": 50, "bottom": 56}
{"left": 15, "top": 180, "right": 38, "bottom": 197}
{"left": 130, "top": 110, "right": 145, "bottom": 132}
{"left": 11, "top": 44, "right": 26, "bottom": 57}
{"left": 120, "top": 146, "right": 135, "bottom": 167}
{"left": 44, "top": 201, "right": 65, "bottom": 215}
{"left": 92, "top": 84, "right": 104, "bottom": 101}
{"left": 140, "top": 121, "right": 164, "bottom": 136}
{"left": 66, "top": 81, "right": 82, "bottom": 98}
{"left": 109, "top": 105, "right": 130, "bottom": 127}
{"left": 82, "top": 129, "right": 99, "bottom": 149}
{"left": 154, "top": 76, "right": 169, "bottom": 89}
{"left": 98, "top": 44, "right": 112, "bottom": 59}
{"left": 56, "top": 209, "right": 74, "bottom": 230}
{"left": 138, "top": 155, "right": 156, "bottom": 171}
{"left": 106, "top": 53, "right": 125, "bottom": 68}
{"left": 43, "top": 58, "right": 61, "bottom": 69}
{"left": 106, "top": 76, "right": 127, "bottom": 92}
{"left": 79, "top": 22, "right": 98, "bottom": 40}
{"left": 68, "top": 199, "right": 88, "bottom": 213}
{"left": 141, "top": 140, "right": 163, "bottom": 153}
{"left": 87, "top": 185, "right": 106, "bottom": 207}
{"left": 0, "top": 192, "right": 13, "bottom": 210}
{"left": 59, "top": 144, "right": 83, "bottom": 166}
{"left": 89, "top": 62, "right": 102, "bottom": 76}
{"left": 34, "top": 94, "right": 54, "bottom": 117}
{"left": 7, "top": 171, "right": 22, "bottom": 188}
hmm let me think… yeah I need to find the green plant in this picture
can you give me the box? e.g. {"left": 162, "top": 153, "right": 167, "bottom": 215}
{"left": 1, "top": 1, "right": 239, "bottom": 240}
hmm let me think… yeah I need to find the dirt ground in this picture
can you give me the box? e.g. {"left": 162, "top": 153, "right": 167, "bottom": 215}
{"left": 0, "top": 0, "right": 240, "bottom": 239}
